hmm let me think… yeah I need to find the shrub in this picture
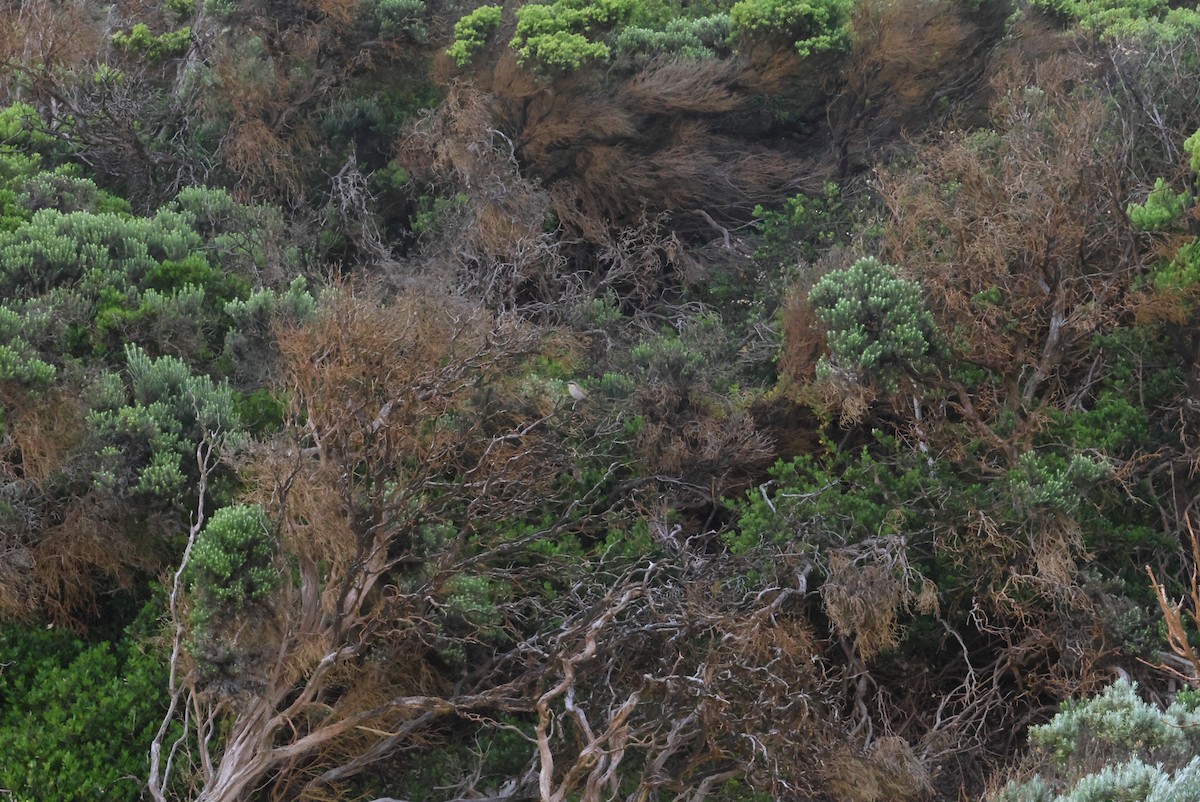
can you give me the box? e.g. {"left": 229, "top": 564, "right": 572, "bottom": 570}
{"left": 111, "top": 23, "right": 193, "bottom": 60}
{"left": 1028, "top": 0, "right": 1200, "bottom": 40}
{"left": 612, "top": 13, "right": 732, "bottom": 63}
{"left": 86, "top": 345, "right": 238, "bottom": 502}
{"left": 448, "top": 5, "right": 503, "bottom": 65}
{"left": 992, "top": 681, "right": 1200, "bottom": 802}
{"left": 808, "top": 256, "right": 938, "bottom": 391}
{"left": 223, "top": 276, "right": 317, "bottom": 387}
{"left": 1128, "top": 177, "right": 1191, "bottom": 232}
{"left": 1126, "top": 130, "right": 1200, "bottom": 291}
{"left": 0, "top": 103, "right": 55, "bottom": 153}
{"left": 188, "top": 503, "right": 277, "bottom": 612}
{"left": 0, "top": 617, "right": 170, "bottom": 801}
{"left": 511, "top": 0, "right": 645, "bottom": 69}
{"left": 729, "top": 0, "right": 853, "bottom": 55}
{"left": 375, "top": 0, "right": 428, "bottom": 39}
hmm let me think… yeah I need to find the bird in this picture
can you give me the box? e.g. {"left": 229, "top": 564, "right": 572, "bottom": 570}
{"left": 566, "top": 382, "right": 588, "bottom": 402}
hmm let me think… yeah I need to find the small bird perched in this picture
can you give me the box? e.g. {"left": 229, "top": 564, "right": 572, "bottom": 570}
{"left": 566, "top": 382, "right": 588, "bottom": 402}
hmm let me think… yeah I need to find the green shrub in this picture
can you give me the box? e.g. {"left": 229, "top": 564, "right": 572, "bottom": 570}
{"left": 0, "top": 103, "right": 55, "bottom": 153}
{"left": 512, "top": 0, "right": 645, "bottom": 69}
{"left": 612, "top": 13, "right": 732, "bottom": 62}
{"left": 375, "top": 0, "right": 428, "bottom": 38}
{"left": 86, "top": 345, "right": 238, "bottom": 502}
{"left": 184, "top": 503, "right": 279, "bottom": 696}
{"left": 112, "top": 23, "right": 193, "bottom": 60}
{"left": 1005, "top": 451, "right": 1112, "bottom": 515}
{"left": 448, "top": 5, "right": 503, "bottom": 64}
{"left": 993, "top": 681, "right": 1200, "bottom": 802}
{"left": 1128, "top": 177, "right": 1191, "bottom": 232}
{"left": 1186, "top": 129, "right": 1200, "bottom": 173}
{"left": 223, "top": 276, "right": 316, "bottom": 386}
{"left": 169, "top": 186, "right": 304, "bottom": 280}
{"left": 808, "top": 257, "right": 938, "bottom": 391}
{"left": 187, "top": 503, "right": 277, "bottom": 612}
{"left": 729, "top": 0, "right": 852, "bottom": 54}
{"left": 1127, "top": 130, "right": 1200, "bottom": 291}
{"left": 729, "top": 434, "right": 940, "bottom": 554}
{"left": 1027, "top": 0, "right": 1200, "bottom": 39}
{"left": 0, "top": 618, "right": 170, "bottom": 801}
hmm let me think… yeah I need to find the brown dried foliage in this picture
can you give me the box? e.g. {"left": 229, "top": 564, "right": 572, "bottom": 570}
{"left": 0, "top": 0, "right": 104, "bottom": 92}
{"left": 160, "top": 286, "right": 586, "bottom": 800}
{"left": 826, "top": 0, "right": 1005, "bottom": 177}
{"left": 822, "top": 736, "right": 931, "bottom": 802}
{"left": 634, "top": 406, "right": 772, "bottom": 493}
{"left": 512, "top": 65, "right": 801, "bottom": 234}
{"left": 823, "top": 537, "right": 938, "bottom": 661}
{"left": 778, "top": 282, "right": 828, "bottom": 389}
{"left": 1148, "top": 518, "right": 1200, "bottom": 686}
{"left": 881, "top": 56, "right": 1143, "bottom": 446}
{"left": 399, "top": 85, "right": 564, "bottom": 308}
{"left": 204, "top": 12, "right": 369, "bottom": 202}
{"left": 0, "top": 387, "right": 156, "bottom": 624}
{"left": 399, "top": 53, "right": 814, "bottom": 310}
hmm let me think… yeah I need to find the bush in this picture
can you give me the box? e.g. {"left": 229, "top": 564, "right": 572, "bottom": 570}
{"left": 1028, "top": 0, "right": 1200, "bottom": 40}
{"left": 808, "top": 256, "right": 938, "bottom": 391}
{"left": 374, "top": 0, "right": 428, "bottom": 39}
{"left": 448, "top": 5, "right": 503, "bottom": 65}
{"left": 511, "top": 0, "right": 645, "bottom": 69}
{"left": 729, "top": 0, "right": 852, "bottom": 54}
{"left": 184, "top": 503, "right": 279, "bottom": 695}
{"left": 0, "top": 616, "right": 170, "bottom": 801}
{"left": 111, "top": 23, "right": 193, "bottom": 61}
{"left": 992, "top": 681, "right": 1200, "bottom": 802}
{"left": 85, "top": 345, "right": 238, "bottom": 502}
{"left": 1128, "top": 177, "right": 1191, "bottom": 232}
{"left": 612, "top": 13, "right": 732, "bottom": 63}
{"left": 188, "top": 503, "right": 277, "bottom": 613}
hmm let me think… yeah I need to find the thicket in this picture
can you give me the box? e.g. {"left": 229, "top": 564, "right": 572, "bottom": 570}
{"left": 3, "top": 0, "right": 1200, "bottom": 799}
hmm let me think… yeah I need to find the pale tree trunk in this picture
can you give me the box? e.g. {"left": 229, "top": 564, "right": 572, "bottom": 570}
{"left": 195, "top": 698, "right": 279, "bottom": 802}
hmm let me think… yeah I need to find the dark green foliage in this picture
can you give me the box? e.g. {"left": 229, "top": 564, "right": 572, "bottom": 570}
{"left": 728, "top": 439, "right": 934, "bottom": 554}
{"left": 231, "top": 388, "right": 285, "bottom": 434}
{"left": 0, "top": 617, "right": 169, "bottom": 801}
{"left": 752, "top": 182, "right": 873, "bottom": 266}
{"left": 373, "top": 0, "right": 429, "bottom": 40}
{"left": 222, "top": 277, "right": 316, "bottom": 387}
{"left": 729, "top": 0, "right": 852, "bottom": 53}
{"left": 1049, "top": 391, "right": 1148, "bottom": 456}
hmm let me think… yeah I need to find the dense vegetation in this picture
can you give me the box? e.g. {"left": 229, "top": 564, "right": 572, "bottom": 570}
{"left": 2, "top": 0, "right": 1200, "bottom": 798}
